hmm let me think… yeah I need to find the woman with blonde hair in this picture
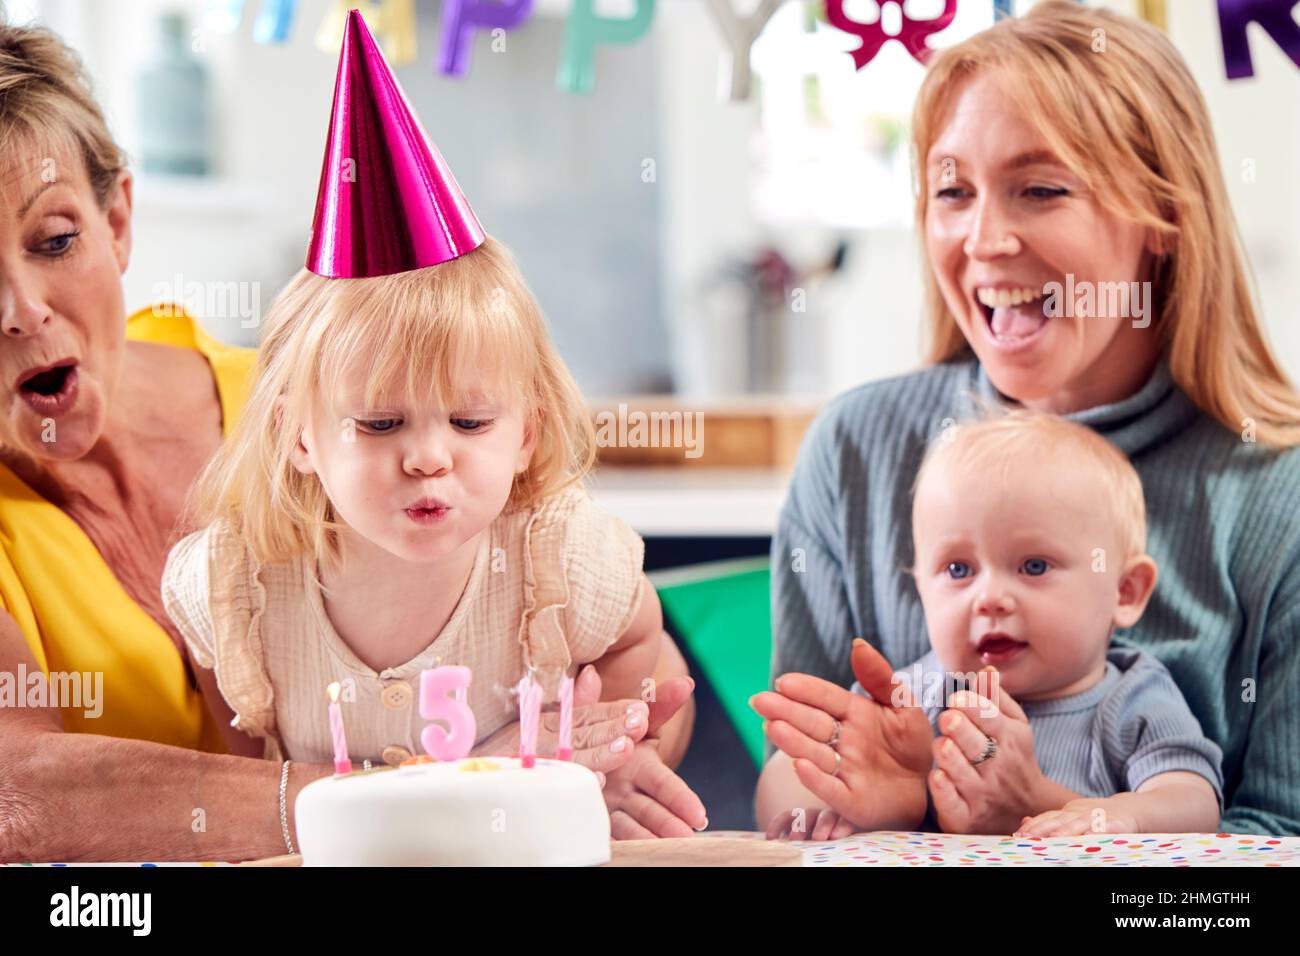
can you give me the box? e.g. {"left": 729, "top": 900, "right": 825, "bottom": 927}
{"left": 755, "top": 1, "right": 1300, "bottom": 836}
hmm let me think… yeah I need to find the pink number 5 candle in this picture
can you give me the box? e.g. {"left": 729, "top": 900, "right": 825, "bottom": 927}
{"left": 419, "top": 665, "right": 477, "bottom": 761}
{"left": 327, "top": 681, "right": 352, "bottom": 775}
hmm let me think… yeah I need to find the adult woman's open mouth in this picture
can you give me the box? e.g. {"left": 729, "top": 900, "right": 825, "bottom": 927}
{"left": 16, "top": 362, "right": 80, "bottom": 417}
{"left": 976, "top": 286, "right": 1051, "bottom": 354}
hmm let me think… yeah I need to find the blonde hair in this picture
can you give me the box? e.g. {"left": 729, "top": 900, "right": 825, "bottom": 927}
{"left": 913, "top": 405, "right": 1147, "bottom": 563}
{"left": 0, "top": 16, "right": 127, "bottom": 206}
{"left": 912, "top": 0, "right": 1300, "bottom": 448}
{"left": 190, "top": 237, "right": 597, "bottom": 571}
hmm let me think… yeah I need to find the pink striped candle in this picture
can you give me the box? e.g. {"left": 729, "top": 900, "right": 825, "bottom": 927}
{"left": 327, "top": 681, "right": 352, "bottom": 775}
{"left": 517, "top": 675, "right": 543, "bottom": 769}
{"left": 557, "top": 675, "right": 575, "bottom": 761}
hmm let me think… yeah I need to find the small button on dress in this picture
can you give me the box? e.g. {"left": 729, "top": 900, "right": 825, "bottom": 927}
{"left": 382, "top": 745, "right": 412, "bottom": 766}
{"left": 380, "top": 681, "right": 412, "bottom": 710}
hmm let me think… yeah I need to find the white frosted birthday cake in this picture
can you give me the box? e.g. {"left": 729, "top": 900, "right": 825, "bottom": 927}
{"left": 294, "top": 756, "right": 611, "bottom": 867}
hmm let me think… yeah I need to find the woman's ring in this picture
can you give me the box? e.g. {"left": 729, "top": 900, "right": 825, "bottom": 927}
{"left": 832, "top": 749, "right": 842, "bottom": 777}
{"left": 971, "top": 734, "right": 998, "bottom": 765}
{"left": 827, "top": 718, "right": 841, "bottom": 748}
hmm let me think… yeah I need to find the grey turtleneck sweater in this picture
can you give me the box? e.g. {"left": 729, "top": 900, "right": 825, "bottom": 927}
{"left": 771, "top": 354, "right": 1300, "bottom": 835}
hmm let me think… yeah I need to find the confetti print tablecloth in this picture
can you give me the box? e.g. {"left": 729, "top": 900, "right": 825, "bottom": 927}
{"left": 6, "top": 831, "right": 1299, "bottom": 866}
{"left": 2, "top": 861, "right": 234, "bottom": 867}
{"left": 787, "top": 831, "right": 1300, "bottom": 866}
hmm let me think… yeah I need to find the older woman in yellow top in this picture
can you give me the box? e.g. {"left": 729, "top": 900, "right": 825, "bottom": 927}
{"left": 0, "top": 20, "right": 663, "bottom": 862}
{"left": 0, "top": 19, "right": 299, "bottom": 863}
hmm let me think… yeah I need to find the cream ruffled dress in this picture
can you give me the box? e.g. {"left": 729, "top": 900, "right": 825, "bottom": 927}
{"left": 161, "top": 487, "right": 645, "bottom": 765}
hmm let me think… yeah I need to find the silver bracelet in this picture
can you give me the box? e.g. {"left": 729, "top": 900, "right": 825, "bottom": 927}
{"left": 279, "top": 760, "right": 296, "bottom": 855}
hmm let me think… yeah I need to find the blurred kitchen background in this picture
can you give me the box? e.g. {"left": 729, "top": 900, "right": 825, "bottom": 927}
{"left": 8, "top": 0, "right": 1297, "bottom": 828}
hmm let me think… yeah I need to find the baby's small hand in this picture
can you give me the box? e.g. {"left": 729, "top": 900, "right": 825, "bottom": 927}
{"left": 928, "top": 679, "right": 1052, "bottom": 834}
{"left": 1014, "top": 807, "right": 1095, "bottom": 838}
{"left": 765, "top": 807, "right": 856, "bottom": 842}
{"left": 602, "top": 737, "right": 708, "bottom": 839}
{"left": 1014, "top": 799, "right": 1138, "bottom": 837}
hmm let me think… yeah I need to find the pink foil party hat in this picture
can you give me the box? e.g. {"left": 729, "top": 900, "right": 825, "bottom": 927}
{"left": 306, "top": 9, "right": 485, "bottom": 278}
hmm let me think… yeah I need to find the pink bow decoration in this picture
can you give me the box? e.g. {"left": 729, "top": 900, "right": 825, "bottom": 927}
{"left": 826, "top": 0, "right": 958, "bottom": 69}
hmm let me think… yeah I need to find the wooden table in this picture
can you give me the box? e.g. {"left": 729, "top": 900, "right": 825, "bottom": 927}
{"left": 241, "top": 836, "right": 800, "bottom": 867}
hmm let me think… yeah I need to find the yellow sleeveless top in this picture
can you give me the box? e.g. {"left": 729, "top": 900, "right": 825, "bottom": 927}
{"left": 0, "top": 307, "right": 256, "bottom": 752}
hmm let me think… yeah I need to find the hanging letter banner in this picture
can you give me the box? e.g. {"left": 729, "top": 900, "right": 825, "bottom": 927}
{"left": 439, "top": 0, "right": 536, "bottom": 77}
{"left": 1216, "top": 0, "right": 1300, "bottom": 79}
{"left": 252, "top": 0, "right": 298, "bottom": 43}
{"left": 705, "top": 0, "right": 783, "bottom": 101}
{"left": 557, "top": 0, "right": 657, "bottom": 94}
{"left": 316, "top": 0, "right": 418, "bottom": 65}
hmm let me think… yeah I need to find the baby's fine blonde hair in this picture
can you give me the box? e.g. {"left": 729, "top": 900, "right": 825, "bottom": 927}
{"left": 189, "top": 237, "right": 596, "bottom": 571}
{"left": 912, "top": 405, "right": 1148, "bottom": 563}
